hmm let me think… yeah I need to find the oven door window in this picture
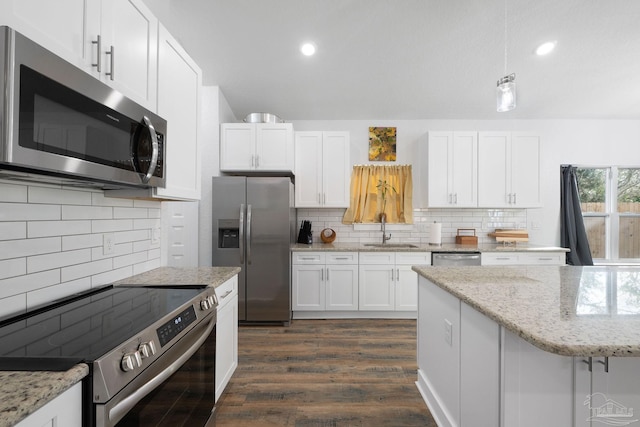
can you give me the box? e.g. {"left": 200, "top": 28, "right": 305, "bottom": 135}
{"left": 115, "top": 326, "right": 216, "bottom": 427}
{"left": 18, "top": 65, "right": 154, "bottom": 175}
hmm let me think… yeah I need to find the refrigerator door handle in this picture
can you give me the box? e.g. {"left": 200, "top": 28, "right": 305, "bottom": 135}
{"left": 247, "top": 204, "right": 252, "bottom": 264}
{"left": 239, "top": 204, "right": 245, "bottom": 264}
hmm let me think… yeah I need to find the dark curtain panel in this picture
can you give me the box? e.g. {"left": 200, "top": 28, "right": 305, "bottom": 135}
{"left": 560, "top": 165, "right": 594, "bottom": 265}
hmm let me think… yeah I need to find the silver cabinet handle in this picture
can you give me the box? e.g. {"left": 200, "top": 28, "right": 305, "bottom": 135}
{"left": 597, "top": 357, "right": 609, "bottom": 373}
{"left": 92, "top": 35, "right": 101, "bottom": 72}
{"left": 246, "top": 204, "right": 252, "bottom": 264}
{"left": 513, "top": 193, "right": 517, "bottom": 204}
{"left": 391, "top": 268, "right": 395, "bottom": 281}
{"left": 326, "top": 267, "right": 329, "bottom": 281}
{"left": 105, "top": 45, "right": 115, "bottom": 80}
{"left": 397, "top": 268, "right": 400, "bottom": 280}
{"left": 323, "top": 193, "right": 326, "bottom": 205}
{"left": 239, "top": 204, "right": 245, "bottom": 264}
{"left": 220, "top": 290, "right": 233, "bottom": 299}
{"left": 256, "top": 155, "right": 260, "bottom": 168}
{"left": 320, "top": 268, "right": 324, "bottom": 281}
{"left": 583, "top": 357, "right": 593, "bottom": 372}
{"left": 454, "top": 193, "right": 458, "bottom": 204}
{"left": 334, "top": 257, "right": 349, "bottom": 260}
{"left": 318, "top": 193, "right": 322, "bottom": 204}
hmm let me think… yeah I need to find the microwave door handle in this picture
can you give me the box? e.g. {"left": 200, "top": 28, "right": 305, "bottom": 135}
{"left": 246, "top": 204, "right": 252, "bottom": 265}
{"left": 239, "top": 204, "right": 245, "bottom": 264}
{"left": 141, "top": 116, "right": 159, "bottom": 184}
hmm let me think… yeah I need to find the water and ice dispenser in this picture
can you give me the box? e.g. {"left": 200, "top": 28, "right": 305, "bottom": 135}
{"left": 218, "top": 219, "right": 239, "bottom": 248}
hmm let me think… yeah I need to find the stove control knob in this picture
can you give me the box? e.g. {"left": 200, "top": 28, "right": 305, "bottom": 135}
{"left": 139, "top": 341, "right": 157, "bottom": 359}
{"left": 121, "top": 351, "right": 142, "bottom": 372}
{"left": 200, "top": 298, "right": 211, "bottom": 311}
{"left": 207, "top": 295, "right": 217, "bottom": 308}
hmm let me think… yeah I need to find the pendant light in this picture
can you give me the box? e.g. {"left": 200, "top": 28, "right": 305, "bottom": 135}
{"left": 496, "top": 0, "right": 516, "bottom": 112}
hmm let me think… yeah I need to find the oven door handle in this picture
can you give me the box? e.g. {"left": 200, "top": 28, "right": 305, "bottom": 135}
{"left": 108, "top": 317, "right": 215, "bottom": 425}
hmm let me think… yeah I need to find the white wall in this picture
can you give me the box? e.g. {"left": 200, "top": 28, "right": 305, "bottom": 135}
{"left": 291, "top": 119, "right": 640, "bottom": 246}
{"left": 198, "top": 87, "right": 236, "bottom": 266}
{"left": 0, "top": 181, "right": 162, "bottom": 320}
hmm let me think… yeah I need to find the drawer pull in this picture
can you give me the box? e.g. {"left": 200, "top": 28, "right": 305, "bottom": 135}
{"left": 334, "top": 257, "right": 350, "bottom": 260}
{"left": 301, "top": 257, "right": 317, "bottom": 261}
{"left": 220, "top": 290, "right": 233, "bottom": 299}
{"left": 538, "top": 257, "right": 553, "bottom": 261}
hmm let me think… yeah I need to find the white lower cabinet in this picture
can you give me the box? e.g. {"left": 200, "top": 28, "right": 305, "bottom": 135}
{"left": 481, "top": 251, "right": 566, "bottom": 266}
{"left": 574, "top": 356, "right": 640, "bottom": 427}
{"left": 15, "top": 382, "right": 82, "bottom": 427}
{"left": 215, "top": 275, "right": 238, "bottom": 402}
{"left": 359, "top": 252, "right": 430, "bottom": 311}
{"left": 292, "top": 252, "right": 358, "bottom": 312}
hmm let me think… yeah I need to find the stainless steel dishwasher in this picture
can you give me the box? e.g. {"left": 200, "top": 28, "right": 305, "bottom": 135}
{"left": 432, "top": 252, "right": 481, "bottom": 266}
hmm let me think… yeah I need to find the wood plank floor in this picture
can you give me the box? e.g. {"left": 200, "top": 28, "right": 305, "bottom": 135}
{"left": 209, "top": 319, "right": 436, "bottom": 426}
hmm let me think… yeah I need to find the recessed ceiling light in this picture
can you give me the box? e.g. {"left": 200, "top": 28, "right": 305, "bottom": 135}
{"left": 300, "top": 42, "right": 316, "bottom": 56}
{"left": 535, "top": 41, "right": 557, "bottom": 56}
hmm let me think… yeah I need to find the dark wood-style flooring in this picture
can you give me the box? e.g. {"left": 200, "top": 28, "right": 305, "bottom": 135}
{"left": 209, "top": 319, "right": 436, "bottom": 426}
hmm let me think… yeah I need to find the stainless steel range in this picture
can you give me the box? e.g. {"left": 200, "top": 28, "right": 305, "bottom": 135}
{"left": 0, "top": 284, "right": 218, "bottom": 426}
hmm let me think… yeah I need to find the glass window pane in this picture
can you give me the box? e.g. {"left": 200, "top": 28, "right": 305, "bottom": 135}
{"left": 576, "top": 168, "right": 606, "bottom": 212}
{"left": 617, "top": 168, "right": 640, "bottom": 213}
{"left": 619, "top": 216, "right": 640, "bottom": 259}
{"left": 584, "top": 217, "right": 606, "bottom": 259}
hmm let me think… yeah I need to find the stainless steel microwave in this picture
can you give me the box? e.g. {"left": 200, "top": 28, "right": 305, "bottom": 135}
{"left": 0, "top": 26, "right": 166, "bottom": 189}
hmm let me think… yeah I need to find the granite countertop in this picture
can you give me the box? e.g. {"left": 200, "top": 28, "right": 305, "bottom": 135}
{"left": 113, "top": 266, "right": 241, "bottom": 287}
{"left": 0, "top": 364, "right": 88, "bottom": 427}
{"left": 413, "top": 265, "right": 640, "bottom": 357}
{"left": 291, "top": 242, "right": 569, "bottom": 253}
{"left": 1, "top": 267, "right": 240, "bottom": 426}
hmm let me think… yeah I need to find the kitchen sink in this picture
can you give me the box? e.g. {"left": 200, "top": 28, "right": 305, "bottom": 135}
{"left": 363, "top": 243, "right": 419, "bottom": 248}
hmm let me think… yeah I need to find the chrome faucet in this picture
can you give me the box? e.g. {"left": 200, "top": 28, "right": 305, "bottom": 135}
{"left": 381, "top": 215, "right": 392, "bottom": 244}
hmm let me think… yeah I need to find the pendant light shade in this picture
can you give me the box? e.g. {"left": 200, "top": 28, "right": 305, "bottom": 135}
{"left": 496, "top": 73, "right": 516, "bottom": 112}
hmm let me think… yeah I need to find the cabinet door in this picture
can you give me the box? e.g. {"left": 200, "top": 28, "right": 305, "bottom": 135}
{"left": 155, "top": 25, "right": 201, "bottom": 200}
{"left": 451, "top": 132, "right": 478, "bottom": 207}
{"left": 395, "top": 265, "right": 418, "bottom": 311}
{"left": 294, "top": 132, "right": 323, "bottom": 207}
{"left": 511, "top": 133, "right": 541, "bottom": 207}
{"left": 255, "top": 123, "right": 294, "bottom": 171}
{"left": 292, "top": 265, "right": 325, "bottom": 310}
{"left": 587, "top": 357, "right": 640, "bottom": 427}
{"left": 100, "top": 0, "right": 158, "bottom": 111}
{"left": 481, "top": 252, "right": 521, "bottom": 265}
{"left": 478, "top": 132, "right": 510, "bottom": 208}
{"left": 215, "top": 292, "right": 238, "bottom": 402}
{"left": 322, "top": 132, "right": 351, "bottom": 208}
{"left": 359, "top": 264, "right": 394, "bottom": 310}
{"left": 425, "top": 132, "right": 452, "bottom": 207}
{"left": 326, "top": 264, "right": 359, "bottom": 311}
{"left": 15, "top": 382, "right": 82, "bottom": 427}
{"left": 1, "top": 0, "right": 97, "bottom": 73}
{"left": 220, "top": 124, "right": 255, "bottom": 171}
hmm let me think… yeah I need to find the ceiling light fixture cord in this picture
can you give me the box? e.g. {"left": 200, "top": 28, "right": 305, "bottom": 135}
{"left": 503, "top": 0, "right": 508, "bottom": 75}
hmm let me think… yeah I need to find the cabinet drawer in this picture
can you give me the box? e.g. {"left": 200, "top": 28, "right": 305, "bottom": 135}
{"left": 523, "top": 253, "right": 566, "bottom": 265}
{"left": 216, "top": 276, "right": 238, "bottom": 309}
{"left": 359, "top": 252, "right": 395, "bottom": 265}
{"left": 326, "top": 252, "right": 358, "bottom": 264}
{"left": 396, "top": 252, "right": 431, "bottom": 265}
{"left": 481, "top": 253, "right": 520, "bottom": 265}
{"left": 292, "top": 252, "right": 326, "bottom": 264}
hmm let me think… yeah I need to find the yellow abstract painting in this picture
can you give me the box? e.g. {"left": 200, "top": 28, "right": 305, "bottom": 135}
{"left": 368, "top": 127, "right": 396, "bottom": 161}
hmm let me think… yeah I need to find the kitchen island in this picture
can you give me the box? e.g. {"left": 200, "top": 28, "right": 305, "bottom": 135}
{"left": 414, "top": 265, "right": 640, "bottom": 427}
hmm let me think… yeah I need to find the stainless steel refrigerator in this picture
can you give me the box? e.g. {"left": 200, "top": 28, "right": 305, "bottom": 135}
{"left": 212, "top": 176, "right": 295, "bottom": 324}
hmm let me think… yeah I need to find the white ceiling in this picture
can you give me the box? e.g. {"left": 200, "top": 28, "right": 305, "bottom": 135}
{"left": 143, "top": 0, "right": 640, "bottom": 121}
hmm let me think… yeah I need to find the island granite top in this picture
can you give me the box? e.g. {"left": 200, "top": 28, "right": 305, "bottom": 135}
{"left": 1, "top": 267, "right": 240, "bottom": 427}
{"left": 413, "top": 265, "right": 640, "bottom": 357}
{"left": 291, "top": 242, "right": 568, "bottom": 253}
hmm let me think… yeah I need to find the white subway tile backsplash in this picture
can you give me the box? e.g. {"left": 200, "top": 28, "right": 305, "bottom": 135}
{"left": 0, "top": 181, "right": 162, "bottom": 319}
{"left": 61, "top": 258, "right": 113, "bottom": 283}
{"left": 0, "top": 269, "right": 60, "bottom": 297}
{"left": 62, "top": 205, "right": 113, "bottom": 220}
{"left": 28, "top": 220, "right": 92, "bottom": 238}
{"left": 0, "top": 258, "right": 26, "bottom": 280}
{"left": 28, "top": 186, "right": 93, "bottom": 205}
{"left": 0, "top": 182, "right": 28, "bottom": 202}
{"left": 0, "top": 237, "right": 61, "bottom": 260}
{"left": 0, "top": 202, "right": 60, "bottom": 221}
{"left": 91, "top": 219, "right": 134, "bottom": 233}
{"left": 0, "top": 222, "right": 26, "bottom": 240}
{"left": 27, "top": 249, "right": 92, "bottom": 274}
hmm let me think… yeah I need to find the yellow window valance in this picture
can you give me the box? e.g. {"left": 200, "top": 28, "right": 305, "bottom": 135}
{"left": 342, "top": 165, "right": 413, "bottom": 224}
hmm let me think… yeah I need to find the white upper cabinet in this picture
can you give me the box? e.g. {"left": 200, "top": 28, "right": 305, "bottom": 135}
{"left": 421, "top": 131, "right": 478, "bottom": 208}
{"left": 294, "top": 131, "right": 350, "bottom": 208}
{"left": 220, "top": 123, "right": 294, "bottom": 172}
{"left": 1, "top": 0, "right": 158, "bottom": 111}
{"left": 99, "top": 0, "right": 158, "bottom": 111}
{"left": 477, "top": 132, "right": 541, "bottom": 208}
{"left": 154, "top": 24, "right": 201, "bottom": 200}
